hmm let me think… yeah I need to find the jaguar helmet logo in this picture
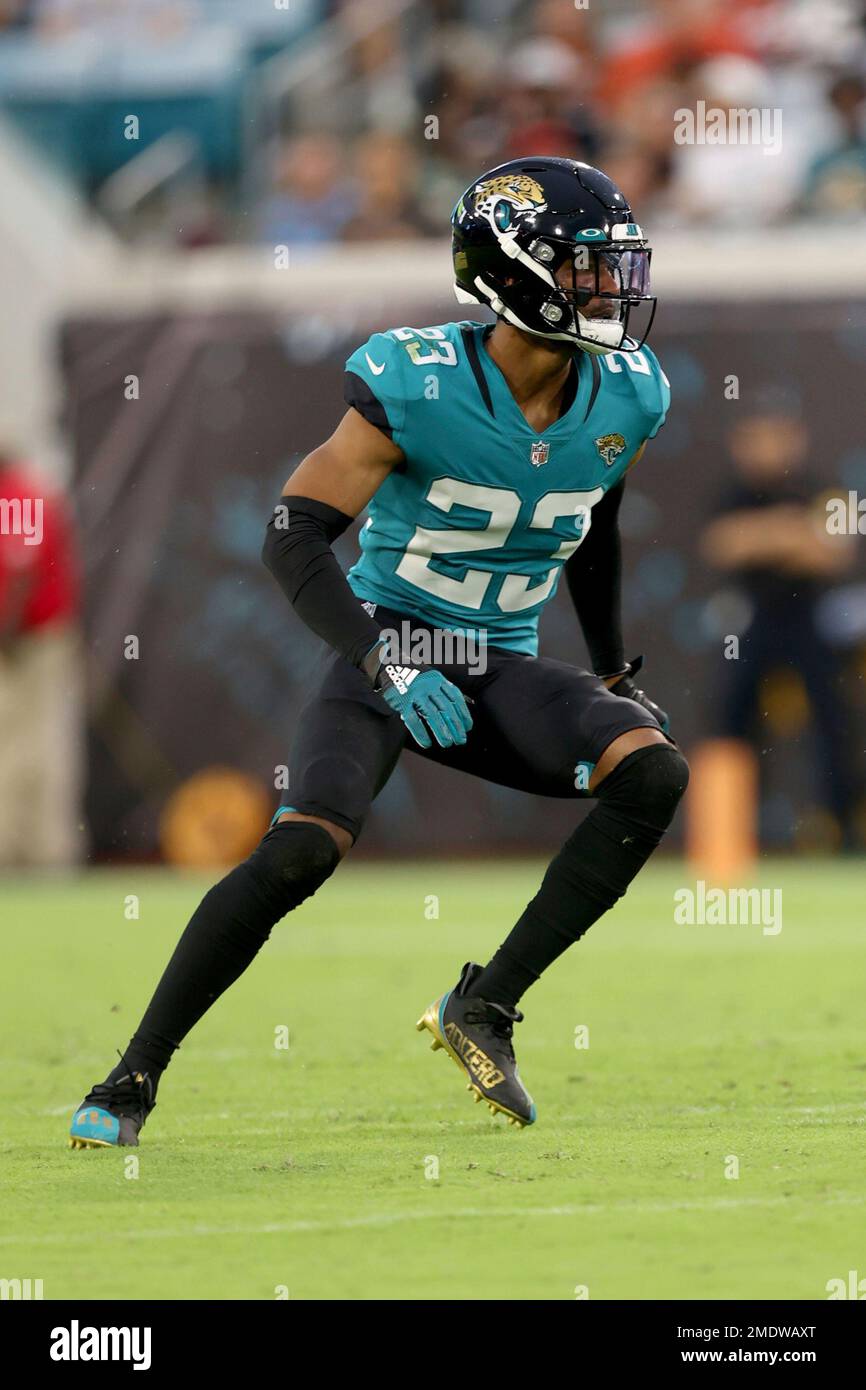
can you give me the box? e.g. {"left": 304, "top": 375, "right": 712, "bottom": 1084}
{"left": 473, "top": 174, "right": 547, "bottom": 231}
{"left": 595, "top": 432, "right": 627, "bottom": 467}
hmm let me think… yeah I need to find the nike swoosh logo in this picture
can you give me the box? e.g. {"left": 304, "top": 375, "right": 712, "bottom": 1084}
{"left": 365, "top": 353, "right": 386, "bottom": 376}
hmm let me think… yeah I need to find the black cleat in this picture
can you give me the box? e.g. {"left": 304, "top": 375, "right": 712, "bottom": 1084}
{"left": 69, "top": 1068, "right": 156, "bottom": 1149}
{"left": 416, "top": 961, "right": 536, "bottom": 1127}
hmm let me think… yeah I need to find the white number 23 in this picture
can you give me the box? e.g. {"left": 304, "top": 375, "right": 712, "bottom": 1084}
{"left": 394, "top": 477, "right": 604, "bottom": 613}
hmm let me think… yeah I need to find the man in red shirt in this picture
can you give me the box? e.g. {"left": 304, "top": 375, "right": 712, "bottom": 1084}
{"left": 0, "top": 453, "right": 83, "bottom": 865}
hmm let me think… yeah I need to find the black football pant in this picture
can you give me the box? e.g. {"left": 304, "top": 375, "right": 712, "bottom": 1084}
{"left": 282, "top": 603, "right": 665, "bottom": 838}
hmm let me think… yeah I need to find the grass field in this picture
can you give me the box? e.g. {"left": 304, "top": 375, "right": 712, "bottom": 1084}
{"left": 1, "top": 858, "right": 864, "bottom": 1301}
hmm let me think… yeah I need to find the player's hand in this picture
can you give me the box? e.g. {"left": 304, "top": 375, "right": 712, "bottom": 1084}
{"left": 368, "top": 653, "right": 473, "bottom": 749}
{"left": 605, "top": 655, "right": 670, "bottom": 734}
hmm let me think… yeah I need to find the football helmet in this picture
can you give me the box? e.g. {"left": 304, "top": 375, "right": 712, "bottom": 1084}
{"left": 452, "top": 157, "right": 656, "bottom": 355}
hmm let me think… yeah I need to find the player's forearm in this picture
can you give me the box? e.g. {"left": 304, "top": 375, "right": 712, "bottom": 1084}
{"left": 262, "top": 494, "right": 382, "bottom": 669}
{"left": 565, "top": 481, "right": 626, "bottom": 676}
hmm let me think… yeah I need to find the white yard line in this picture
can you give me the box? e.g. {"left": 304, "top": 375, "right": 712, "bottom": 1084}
{"left": 2, "top": 1192, "right": 863, "bottom": 1248}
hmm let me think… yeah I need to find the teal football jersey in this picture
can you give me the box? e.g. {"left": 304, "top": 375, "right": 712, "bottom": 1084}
{"left": 344, "top": 320, "right": 669, "bottom": 655}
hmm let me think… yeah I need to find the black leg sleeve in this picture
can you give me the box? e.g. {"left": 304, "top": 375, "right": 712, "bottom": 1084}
{"left": 469, "top": 745, "right": 689, "bottom": 1008}
{"left": 107, "top": 822, "right": 340, "bottom": 1086}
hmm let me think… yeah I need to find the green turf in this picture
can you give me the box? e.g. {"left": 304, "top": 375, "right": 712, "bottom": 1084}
{"left": 1, "top": 859, "right": 864, "bottom": 1301}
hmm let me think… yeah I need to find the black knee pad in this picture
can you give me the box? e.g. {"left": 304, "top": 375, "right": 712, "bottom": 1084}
{"left": 596, "top": 744, "right": 689, "bottom": 831}
{"left": 245, "top": 821, "right": 340, "bottom": 920}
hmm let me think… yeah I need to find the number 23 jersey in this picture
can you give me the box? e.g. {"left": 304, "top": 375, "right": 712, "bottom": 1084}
{"left": 343, "top": 319, "right": 669, "bottom": 655}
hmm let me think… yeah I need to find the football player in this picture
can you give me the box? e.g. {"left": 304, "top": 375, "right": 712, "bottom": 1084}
{"left": 70, "top": 158, "right": 688, "bottom": 1146}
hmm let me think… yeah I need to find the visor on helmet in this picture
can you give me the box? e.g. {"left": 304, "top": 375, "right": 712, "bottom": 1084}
{"left": 535, "top": 241, "right": 654, "bottom": 352}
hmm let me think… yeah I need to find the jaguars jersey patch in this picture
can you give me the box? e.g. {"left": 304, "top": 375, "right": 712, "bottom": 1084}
{"left": 595, "top": 432, "right": 627, "bottom": 467}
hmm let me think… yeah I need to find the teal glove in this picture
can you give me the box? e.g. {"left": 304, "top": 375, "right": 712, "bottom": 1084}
{"left": 364, "top": 645, "right": 473, "bottom": 750}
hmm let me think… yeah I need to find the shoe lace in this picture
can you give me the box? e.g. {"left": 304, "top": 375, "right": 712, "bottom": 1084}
{"left": 464, "top": 1004, "right": 518, "bottom": 1060}
{"left": 91, "top": 1051, "right": 155, "bottom": 1115}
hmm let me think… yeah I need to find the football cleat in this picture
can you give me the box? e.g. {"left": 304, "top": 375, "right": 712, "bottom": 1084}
{"left": 416, "top": 961, "right": 536, "bottom": 1127}
{"left": 69, "top": 1068, "right": 155, "bottom": 1149}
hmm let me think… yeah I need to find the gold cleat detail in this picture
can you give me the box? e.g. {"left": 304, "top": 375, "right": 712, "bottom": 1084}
{"left": 416, "top": 995, "right": 531, "bottom": 1128}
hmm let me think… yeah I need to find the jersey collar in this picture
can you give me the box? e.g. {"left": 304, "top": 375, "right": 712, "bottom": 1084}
{"left": 474, "top": 323, "right": 598, "bottom": 437}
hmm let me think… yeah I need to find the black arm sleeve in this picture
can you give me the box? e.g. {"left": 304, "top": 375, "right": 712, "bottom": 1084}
{"left": 262, "top": 494, "right": 383, "bottom": 672}
{"left": 564, "top": 480, "right": 626, "bottom": 677}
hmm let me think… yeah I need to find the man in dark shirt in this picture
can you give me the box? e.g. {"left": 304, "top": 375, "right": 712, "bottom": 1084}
{"left": 701, "top": 399, "right": 856, "bottom": 842}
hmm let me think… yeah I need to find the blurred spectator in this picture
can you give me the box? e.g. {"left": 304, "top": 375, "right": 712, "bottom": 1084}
{"left": 667, "top": 55, "right": 795, "bottom": 224}
{"left": 414, "top": 23, "right": 506, "bottom": 224}
{"left": 0, "top": 453, "right": 83, "bottom": 866}
{"left": 0, "top": 0, "right": 32, "bottom": 30}
{"left": 501, "top": 37, "right": 599, "bottom": 163}
{"left": 340, "top": 132, "right": 430, "bottom": 241}
{"left": 601, "top": 74, "right": 684, "bottom": 220}
{"left": 4, "top": 0, "right": 866, "bottom": 242}
{"left": 596, "top": 0, "right": 756, "bottom": 111}
{"left": 802, "top": 72, "right": 866, "bottom": 216}
{"left": 258, "top": 134, "right": 356, "bottom": 249}
{"left": 338, "top": 8, "right": 419, "bottom": 134}
{"left": 530, "top": 0, "right": 599, "bottom": 64}
{"left": 700, "top": 396, "right": 859, "bottom": 843}
{"left": 603, "top": 136, "right": 673, "bottom": 221}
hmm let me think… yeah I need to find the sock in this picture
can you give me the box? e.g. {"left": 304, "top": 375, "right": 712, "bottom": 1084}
{"left": 469, "top": 745, "right": 689, "bottom": 1008}
{"left": 105, "top": 822, "right": 340, "bottom": 1088}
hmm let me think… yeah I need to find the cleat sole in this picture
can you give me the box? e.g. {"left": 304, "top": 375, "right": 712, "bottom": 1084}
{"left": 68, "top": 1136, "right": 113, "bottom": 1150}
{"left": 415, "top": 998, "right": 532, "bottom": 1128}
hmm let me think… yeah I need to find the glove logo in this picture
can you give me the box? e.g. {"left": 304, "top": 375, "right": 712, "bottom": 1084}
{"left": 595, "top": 432, "right": 627, "bottom": 467}
{"left": 384, "top": 664, "right": 418, "bottom": 696}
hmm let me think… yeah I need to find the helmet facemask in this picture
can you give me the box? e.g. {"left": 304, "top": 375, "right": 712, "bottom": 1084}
{"left": 498, "top": 237, "right": 655, "bottom": 355}
{"left": 543, "top": 243, "right": 653, "bottom": 353}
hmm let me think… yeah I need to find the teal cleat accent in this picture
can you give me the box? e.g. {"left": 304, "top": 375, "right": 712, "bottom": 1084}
{"left": 69, "top": 1105, "right": 120, "bottom": 1148}
{"left": 68, "top": 1068, "right": 155, "bottom": 1149}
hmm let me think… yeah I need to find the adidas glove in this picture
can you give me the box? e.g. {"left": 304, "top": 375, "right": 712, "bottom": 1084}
{"left": 604, "top": 654, "right": 670, "bottom": 734}
{"left": 362, "top": 642, "right": 473, "bottom": 750}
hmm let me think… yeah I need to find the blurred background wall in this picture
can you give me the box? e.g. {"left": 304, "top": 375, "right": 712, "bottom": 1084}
{"left": 1, "top": 0, "right": 866, "bottom": 865}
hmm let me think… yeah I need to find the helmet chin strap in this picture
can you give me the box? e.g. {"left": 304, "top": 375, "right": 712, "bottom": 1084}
{"left": 574, "top": 311, "right": 625, "bottom": 353}
{"left": 454, "top": 277, "right": 624, "bottom": 355}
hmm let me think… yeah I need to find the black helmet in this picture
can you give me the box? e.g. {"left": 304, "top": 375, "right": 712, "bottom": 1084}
{"left": 452, "top": 156, "right": 655, "bottom": 355}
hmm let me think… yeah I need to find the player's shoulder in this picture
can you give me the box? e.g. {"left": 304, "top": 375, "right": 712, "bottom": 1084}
{"left": 344, "top": 321, "right": 473, "bottom": 437}
{"left": 598, "top": 338, "right": 670, "bottom": 442}
{"left": 598, "top": 338, "right": 669, "bottom": 394}
{"left": 347, "top": 320, "right": 468, "bottom": 382}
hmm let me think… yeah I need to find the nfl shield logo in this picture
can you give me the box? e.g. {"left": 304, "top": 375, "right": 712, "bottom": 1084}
{"left": 530, "top": 440, "right": 549, "bottom": 467}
